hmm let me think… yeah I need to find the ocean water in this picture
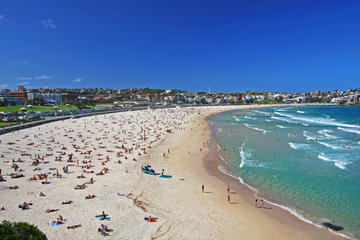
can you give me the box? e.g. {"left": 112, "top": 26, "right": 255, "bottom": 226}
{"left": 211, "top": 106, "right": 360, "bottom": 238}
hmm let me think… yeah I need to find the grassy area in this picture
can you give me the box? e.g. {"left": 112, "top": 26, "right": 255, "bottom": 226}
{"left": 94, "top": 105, "right": 113, "bottom": 109}
{"left": 0, "top": 105, "right": 77, "bottom": 112}
{"left": 0, "top": 122, "right": 15, "bottom": 127}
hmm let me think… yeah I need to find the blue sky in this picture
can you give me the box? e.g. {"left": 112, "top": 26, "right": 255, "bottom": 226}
{"left": 0, "top": 0, "right": 359, "bottom": 92}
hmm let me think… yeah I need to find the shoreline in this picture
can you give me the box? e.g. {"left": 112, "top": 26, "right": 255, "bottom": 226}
{"left": 202, "top": 107, "right": 350, "bottom": 239}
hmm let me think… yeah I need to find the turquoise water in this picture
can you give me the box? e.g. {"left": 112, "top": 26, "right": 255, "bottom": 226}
{"left": 211, "top": 106, "right": 360, "bottom": 238}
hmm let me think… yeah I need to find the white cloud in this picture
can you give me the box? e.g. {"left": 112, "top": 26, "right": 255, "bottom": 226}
{"left": 16, "top": 77, "right": 32, "bottom": 81}
{"left": 73, "top": 78, "right": 82, "bottom": 83}
{"left": 0, "top": 15, "right": 4, "bottom": 24}
{"left": 36, "top": 75, "right": 54, "bottom": 80}
{"left": 0, "top": 83, "right": 8, "bottom": 88}
{"left": 18, "top": 81, "right": 30, "bottom": 86}
{"left": 40, "top": 19, "right": 56, "bottom": 29}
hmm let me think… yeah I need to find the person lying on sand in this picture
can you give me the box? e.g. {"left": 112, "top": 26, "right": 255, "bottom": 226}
{"left": 74, "top": 184, "right": 86, "bottom": 190}
{"left": 98, "top": 224, "right": 111, "bottom": 233}
{"left": 0, "top": 207, "right": 6, "bottom": 211}
{"left": 97, "top": 211, "right": 107, "bottom": 217}
{"left": 85, "top": 178, "right": 94, "bottom": 184}
{"left": 45, "top": 209, "right": 59, "bottom": 213}
{"left": 42, "top": 180, "right": 50, "bottom": 184}
{"left": 39, "top": 192, "right": 46, "bottom": 197}
{"left": 62, "top": 200, "right": 73, "bottom": 205}
{"left": 85, "top": 194, "right": 96, "bottom": 199}
{"left": 18, "top": 202, "right": 31, "bottom": 210}
{"left": 77, "top": 174, "right": 86, "bottom": 178}
{"left": 51, "top": 215, "right": 64, "bottom": 225}
{"left": 9, "top": 185, "right": 19, "bottom": 189}
{"left": 96, "top": 171, "right": 104, "bottom": 176}
{"left": 67, "top": 224, "right": 81, "bottom": 229}
{"left": 10, "top": 173, "right": 25, "bottom": 179}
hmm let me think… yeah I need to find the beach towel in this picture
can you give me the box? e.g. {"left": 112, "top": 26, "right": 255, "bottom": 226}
{"left": 117, "top": 193, "right": 126, "bottom": 197}
{"left": 49, "top": 168, "right": 57, "bottom": 170}
{"left": 159, "top": 175, "right": 172, "bottom": 178}
{"left": 95, "top": 216, "right": 111, "bottom": 221}
{"left": 50, "top": 220, "right": 65, "bottom": 226}
{"left": 144, "top": 217, "right": 158, "bottom": 222}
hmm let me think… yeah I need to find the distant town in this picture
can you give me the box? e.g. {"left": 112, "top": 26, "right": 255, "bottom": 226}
{"left": 0, "top": 85, "right": 359, "bottom": 128}
{"left": 1, "top": 86, "right": 360, "bottom": 107}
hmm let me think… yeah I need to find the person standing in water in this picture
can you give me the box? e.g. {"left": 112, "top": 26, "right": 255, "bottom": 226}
{"left": 255, "top": 198, "right": 258, "bottom": 208}
{"left": 261, "top": 198, "right": 264, "bottom": 208}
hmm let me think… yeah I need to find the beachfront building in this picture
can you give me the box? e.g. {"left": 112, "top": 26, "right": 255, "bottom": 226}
{"left": 27, "top": 92, "right": 62, "bottom": 105}
{"left": 0, "top": 92, "right": 22, "bottom": 105}
{"left": 3, "top": 86, "right": 27, "bottom": 102}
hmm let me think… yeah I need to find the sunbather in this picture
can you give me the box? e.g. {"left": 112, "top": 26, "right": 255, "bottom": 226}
{"left": 67, "top": 224, "right": 81, "bottom": 229}
{"left": 46, "top": 209, "right": 59, "bottom": 213}
{"left": 85, "top": 194, "right": 96, "bottom": 199}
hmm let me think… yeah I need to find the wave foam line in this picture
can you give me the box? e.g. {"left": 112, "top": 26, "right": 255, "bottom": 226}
{"left": 337, "top": 127, "right": 360, "bottom": 135}
{"left": 317, "top": 141, "right": 343, "bottom": 150}
{"left": 252, "top": 110, "right": 271, "bottom": 116}
{"left": 275, "top": 112, "right": 360, "bottom": 128}
{"left": 288, "top": 142, "right": 312, "bottom": 151}
{"left": 271, "top": 116, "right": 298, "bottom": 124}
{"left": 244, "top": 115, "right": 257, "bottom": 120}
{"left": 232, "top": 116, "right": 240, "bottom": 122}
{"left": 244, "top": 123, "right": 269, "bottom": 134}
{"left": 318, "top": 153, "right": 347, "bottom": 170}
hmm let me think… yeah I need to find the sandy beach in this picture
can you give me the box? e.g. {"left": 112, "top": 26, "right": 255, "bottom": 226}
{"left": 0, "top": 105, "right": 347, "bottom": 239}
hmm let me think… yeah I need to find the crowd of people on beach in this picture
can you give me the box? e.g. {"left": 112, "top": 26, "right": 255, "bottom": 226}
{"left": 0, "top": 108, "right": 197, "bottom": 238}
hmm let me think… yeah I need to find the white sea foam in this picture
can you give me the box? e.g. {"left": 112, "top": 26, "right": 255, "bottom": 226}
{"left": 337, "top": 127, "right": 360, "bottom": 135}
{"left": 296, "top": 110, "right": 305, "bottom": 114}
{"left": 265, "top": 119, "right": 272, "bottom": 122}
{"left": 288, "top": 142, "right": 312, "bottom": 151}
{"left": 244, "top": 115, "right": 257, "bottom": 120}
{"left": 239, "top": 143, "right": 251, "bottom": 168}
{"left": 317, "top": 141, "right": 343, "bottom": 150}
{"left": 244, "top": 123, "right": 269, "bottom": 134}
{"left": 276, "top": 125, "right": 288, "bottom": 129}
{"left": 232, "top": 116, "right": 240, "bottom": 122}
{"left": 274, "top": 112, "right": 360, "bottom": 128}
{"left": 271, "top": 116, "right": 297, "bottom": 124}
{"left": 252, "top": 110, "right": 271, "bottom": 116}
{"left": 277, "top": 107, "right": 292, "bottom": 112}
{"left": 303, "top": 131, "right": 323, "bottom": 141}
{"left": 318, "top": 153, "right": 348, "bottom": 170}
{"left": 318, "top": 129, "right": 339, "bottom": 139}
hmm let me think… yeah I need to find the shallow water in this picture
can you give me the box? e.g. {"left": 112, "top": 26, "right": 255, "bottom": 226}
{"left": 211, "top": 106, "right": 360, "bottom": 238}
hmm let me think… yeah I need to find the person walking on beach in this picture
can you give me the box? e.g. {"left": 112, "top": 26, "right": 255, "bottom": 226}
{"left": 227, "top": 185, "right": 230, "bottom": 193}
{"left": 202, "top": 184, "right": 204, "bottom": 193}
{"left": 227, "top": 194, "right": 230, "bottom": 203}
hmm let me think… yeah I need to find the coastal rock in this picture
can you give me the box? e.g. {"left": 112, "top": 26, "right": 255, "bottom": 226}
{"left": 322, "top": 222, "right": 344, "bottom": 231}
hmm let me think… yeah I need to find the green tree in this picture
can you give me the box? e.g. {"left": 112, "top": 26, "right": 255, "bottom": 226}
{"left": 0, "top": 99, "right": 8, "bottom": 106}
{"left": 0, "top": 220, "right": 47, "bottom": 240}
